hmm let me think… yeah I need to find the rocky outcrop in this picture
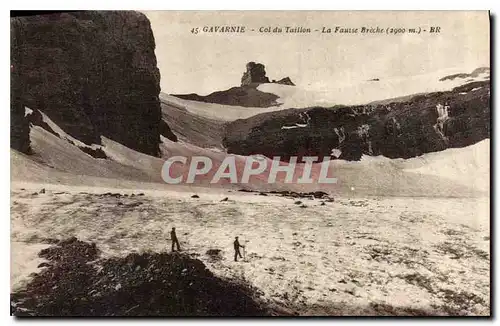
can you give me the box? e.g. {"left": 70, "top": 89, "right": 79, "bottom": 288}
{"left": 173, "top": 86, "right": 280, "bottom": 108}
{"left": 173, "top": 62, "right": 295, "bottom": 108}
{"left": 10, "top": 11, "right": 176, "bottom": 157}
{"left": 223, "top": 80, "right": 490, "bottom": 161}
{"left": 241, "top": 62, "right": 270, "bottom": 85}
{"left": 275, "top": 77, "right": 295, "bottom": 86}
{"left": 240, "top": 62, "right": 295, "bottom": 87}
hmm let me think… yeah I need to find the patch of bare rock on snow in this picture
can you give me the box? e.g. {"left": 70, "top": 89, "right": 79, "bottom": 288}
{"left": 10, "top": 237, "right": 269, "bottom": 316}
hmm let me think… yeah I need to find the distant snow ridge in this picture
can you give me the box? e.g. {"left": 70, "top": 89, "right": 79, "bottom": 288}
{"left": 165, "top": 67, "right": 489, "bottom": 124}
{"left": 258, "top": 66, "right": 490, "bottom": 108}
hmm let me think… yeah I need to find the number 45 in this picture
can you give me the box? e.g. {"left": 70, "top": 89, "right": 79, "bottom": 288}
{"left": 191, "top": 27, "right": 199, "bottom": 34}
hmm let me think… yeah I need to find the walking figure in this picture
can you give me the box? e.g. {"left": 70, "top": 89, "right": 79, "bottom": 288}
{"left": 171, "top": 227, "right": 181, "bottom": 252}
{"left": 234, "top": 236, "right": 245, "bottom": 262}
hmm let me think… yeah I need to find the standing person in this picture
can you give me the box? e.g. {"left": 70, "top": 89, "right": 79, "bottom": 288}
{"left": 234, "top": 236, "right": 245, "bottom": 262}
{"left": 171, "top": 227, "right": 181, "bottom": 252}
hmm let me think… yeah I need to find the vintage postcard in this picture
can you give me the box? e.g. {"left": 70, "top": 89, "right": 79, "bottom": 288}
{"left": 10, "top": 10, "right": 490, "bottom": 316}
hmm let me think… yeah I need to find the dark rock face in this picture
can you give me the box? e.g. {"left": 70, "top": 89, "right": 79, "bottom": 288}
{"left": 241, "top": 62, "right": 270, "bottom": 85}
{"left": 275, "top": 77, "right": 295, "bottom": 86}
{"left": 11, "top": 238, "right": 268, "bottom": 316}
{"left": 223, "top": 80, "right": 490, "bottom": 161}
{"left": 173, "top": 85, "right": 280, "bottom": 108}
{"left": 10, "top": 20, "right": 31, "bottom": 154}
{"left": 10, "top": 11, "right": 176, "bottom": 157}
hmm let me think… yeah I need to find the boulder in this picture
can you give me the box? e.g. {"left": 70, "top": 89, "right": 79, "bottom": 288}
{"left": 241, "top": 62, "right": 270, "bottom": 85}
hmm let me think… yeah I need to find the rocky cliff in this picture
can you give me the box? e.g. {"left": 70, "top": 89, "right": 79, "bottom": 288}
{"left": 241, "top": 61, "right": 295, "bottom": 87}
{"left": 241, "top": 62, "right": 270, "bottom": 85}
{"left": 10, "top": 11, "right": 176, "bottom": 156}
{"left": 10, "top": 25, "right": 31, "bottom": 154}
{"left": 223, "top": 79, "right": 490, "bottom": 161}
{"left": 173, "top": 62, "right": 294, "bottom": 108}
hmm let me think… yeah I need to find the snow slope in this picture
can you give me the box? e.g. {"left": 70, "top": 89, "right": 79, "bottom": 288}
{"left": 160, "top": 93, "right": 285, "bottom": 122}
{"left": 258, "top": 67, "right": 490, "bottom": 108}
{"left": 339, "top": 139, "right": 490, "bottom": 194}
{"left": 401, "top": 139, "right": 489, "bottom": 193}
{"left": 13, "top": 118, "right": 488, "bottom": 198}
{"left": 26, "top": 125, "right": 160, "bottom": 183}
{"left": 160, "top": 99, "right": 226, "bottom": 149}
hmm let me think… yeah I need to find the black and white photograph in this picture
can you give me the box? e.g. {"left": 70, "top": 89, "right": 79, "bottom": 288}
{"left": 9, "top": 10, "right": 490, "bottom": 317}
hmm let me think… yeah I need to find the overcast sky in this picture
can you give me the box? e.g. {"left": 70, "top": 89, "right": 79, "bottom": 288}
{"left": 143, "top": 11, "right": 490, "bottom": 95}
